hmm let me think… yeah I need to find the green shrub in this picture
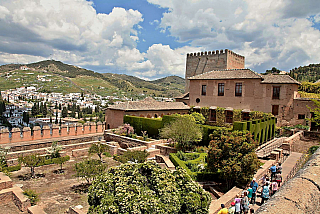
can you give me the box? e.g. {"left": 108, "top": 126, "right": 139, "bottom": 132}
{"left": 294, "top": 124, "right": 309, "bottom": 130}
{"left": 23, "top": 189, "right": 39, "bottom": 205}
{"left": 103, "top": 152, "right": 112, "bottom": 157}
{"left": 308, "top": 146, "right": 319, "bottom": 155}
{"left": 5, "top": 164, "right": 21, "bottom": 172}
{"left": 124, "top": 115, "right": 162, "bottom": 138}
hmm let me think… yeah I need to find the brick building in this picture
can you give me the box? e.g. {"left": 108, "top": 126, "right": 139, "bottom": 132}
{"left": 105, "top": 97, "right": 190, "bottom": 129}
{"left": 179, "top": 49, "right": 318, "bottom": 128}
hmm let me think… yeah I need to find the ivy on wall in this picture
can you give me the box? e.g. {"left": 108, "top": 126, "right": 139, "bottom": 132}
{"left": 233, "top": 109, "right": 242, "bottom": 122}
{"left": 200, "top": 107, "right": 209, "bottom": 122}
{"left": 216, "top": 107, "right": 226, "bottom": 126}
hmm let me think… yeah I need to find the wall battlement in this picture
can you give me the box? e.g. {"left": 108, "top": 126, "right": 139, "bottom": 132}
{"left": 0, "top": 122, "right": 105, "bottom": 145}
{"left": 186, "top": 49, "right": 245, "bottom": 60}
{"left": 185, "top": 49, "right": 245, "bottom": 92}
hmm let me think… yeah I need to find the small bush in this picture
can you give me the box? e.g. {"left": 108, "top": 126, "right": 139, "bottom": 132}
{"left": 23, "top": 189, "right": 39, "bottom": 205}
{"left": 103, "top": 152, "right": 112, "bottom": 157}
{"left": 5, "top": 164, "right": 21, "bottom": 172}
{"left": 308, "top": 146, "right": 319, "bottom": 155}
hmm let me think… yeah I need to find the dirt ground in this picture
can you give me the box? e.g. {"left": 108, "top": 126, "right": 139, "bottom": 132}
{"left": 292, "top": 135, "right": 320, "bottom": 153}
{"left": 1, "top": 155, "right": 120, "bottom": 214}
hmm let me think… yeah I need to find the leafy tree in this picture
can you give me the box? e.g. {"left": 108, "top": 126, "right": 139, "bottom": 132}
{"left": 207, "top": 130, "right": 260, "bottom": 189}
{"left": 88, "top": 142, "right": 110, "bottom": 162}
{"left": 266, "top": 67, "right": 281, "bottom": 74}
{"left": 53, "top": 156, "right": 70, "bottom": 172}
{"left": 62, "top": 107, "right": 68, "bottom": 118}
{"left": 191, "top": 112, "right": 205, "bottom": 124}
{"left": 159, "top": 115, "right": 202, "bottom": 151}
{"left": 43, "top": 102, "right": 47, "bottom": 116}
{"left": 46, "top": 141, "right": 62, "bottom": 158}
{"left": 0, "top": 100, "right": 5, "bottom": 116}
{"left": 22, "top": 112, "right": 30, "bottom": 125}
{"left": 74, "top": 159, "right": 107, "bottom": 183}
{"left": 87, "top": 161, "right": 211, "bottom": 214}
{"left": 18, "top": 154, "right": 45, "bottom": 178}
{"left": 115, "top": 150, "right": 149, "bottom": 164}
{"left": 308, "top": 99, "right": 320, "bottom": 126}
{"left": 0, "top": 146, "right": 10, "bottom": 170}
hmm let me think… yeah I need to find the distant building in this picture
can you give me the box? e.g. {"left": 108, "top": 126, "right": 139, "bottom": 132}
{"left": 105, "top": 97, "right": 190, "bottom": 129}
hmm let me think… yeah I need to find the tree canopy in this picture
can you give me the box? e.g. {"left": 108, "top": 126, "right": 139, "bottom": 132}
{"left": 88, "top": 142, "right": 110, "bottom": 162}
{"left": 207, "top": 130, "right": 260, "bottom": 189}
{"left": 159, "top": 115, "right": 202, "bottom": 151}
{"left": 88, "top": 161, "right": 211, "bottom": 214}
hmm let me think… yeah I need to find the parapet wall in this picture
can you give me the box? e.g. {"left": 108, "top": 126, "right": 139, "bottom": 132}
{"left": 0, "top": 122, "right": 105, "bottom": 145}
{"left": 256, "top": 148, "right": 320, "bottom": 213}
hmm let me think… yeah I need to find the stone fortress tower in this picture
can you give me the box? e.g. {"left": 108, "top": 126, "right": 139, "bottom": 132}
{"left": 185, "top": 49, "right": 245, "bottom": 92}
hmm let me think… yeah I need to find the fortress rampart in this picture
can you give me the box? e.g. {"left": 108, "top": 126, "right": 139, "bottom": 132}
{"left": 0, "top": 122, "right": 105, "bottom": 145}
{"left": 185, "top": 49, "right": 245, "bottom": 92}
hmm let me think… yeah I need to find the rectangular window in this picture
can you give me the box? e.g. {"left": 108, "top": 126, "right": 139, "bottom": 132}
{"left": 272, "top": 105, "right": 279, "bottom": 116}
{"left": 226, "top": 111, "right": 233, "bottom": 123}
{"left": 273, "top": 86, "right": 280, "bottom": 99}
{"left": 218, "top": 83, "right": 224, "bottom": 96}
{"left": 210, "top": 110, "right": 216, "bottom": 121}
{"left": 235, "top": 83, "right": 242, "bottom": 96}
{"left": 298, "top": 114, "right": 305, "bottom": 119}
{"left": 242, "top": 112, "right": 250, "bottom": 121}
{"left": 201, "top": 85, "right": 207, "bottom": 96}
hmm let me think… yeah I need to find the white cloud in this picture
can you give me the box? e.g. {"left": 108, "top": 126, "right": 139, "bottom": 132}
{"left": 0, "top": 0, "right": 144, "bottom": 71}
{"left": 148, "top": 0, "right": 320, "bottom": 72}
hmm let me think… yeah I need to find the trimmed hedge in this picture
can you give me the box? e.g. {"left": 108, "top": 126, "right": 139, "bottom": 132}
{"left": 169, "top": 152, "right": 212, "bottom": 180}
{"left": 124, "top": 115, "right": 162, "bottom": 138}
{"left": 233, "top": 117, "right": 276, "bottom": 144}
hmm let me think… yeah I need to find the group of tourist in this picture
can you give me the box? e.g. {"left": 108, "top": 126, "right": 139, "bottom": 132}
{"left": 217, "top": 162, "right": 283, "bottom": 214}
{"left": 259, "top": 163, "right": 283, "bottom": 205}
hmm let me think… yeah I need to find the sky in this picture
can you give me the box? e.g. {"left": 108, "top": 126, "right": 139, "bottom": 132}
{"left": 0, "top": 0, "right": 320, "bottom": 80}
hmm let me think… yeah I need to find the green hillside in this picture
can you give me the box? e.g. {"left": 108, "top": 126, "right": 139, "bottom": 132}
{"left": 0, "top": 60, "right": 185, "bottom": 98}
{"left": 290, "top": 63, "right": 320, "bottom": 82}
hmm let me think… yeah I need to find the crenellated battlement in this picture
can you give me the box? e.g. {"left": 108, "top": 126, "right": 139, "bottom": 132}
{"left": 0, "top": 122, "right": 105, "bottom": 145}
{"left": 186, "top": 49, "right": 245, "bottom": 60}
{"left": 185, "top": 49, "right": 246, "bottom": 92}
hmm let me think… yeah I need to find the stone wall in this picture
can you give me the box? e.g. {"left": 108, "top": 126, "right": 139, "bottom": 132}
{"left": 256, "top": 148, "right": 320, "bottom": 213}
{"left": 155, "top": 144, "right": 177, "bottom": 156}
{"left": 104, "top": 132, "right": 163, "bottom": 149}
{"left": 0, "top": 172, "right": 32, "bottom": 212}
{"left": 0, "top": 122, "right": 105, "bottom": 145}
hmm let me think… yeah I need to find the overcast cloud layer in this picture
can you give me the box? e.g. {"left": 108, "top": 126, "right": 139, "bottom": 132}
{"left": 0, "top": 0, "right": 319, "bottom": 80}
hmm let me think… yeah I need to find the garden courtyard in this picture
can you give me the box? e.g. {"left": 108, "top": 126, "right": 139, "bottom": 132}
{"left": 0, "top": 155, "right": 120, "bottom": 214}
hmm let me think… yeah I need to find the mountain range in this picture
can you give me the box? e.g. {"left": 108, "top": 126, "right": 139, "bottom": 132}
{"left": 0, "top": 60, "right": 185, "bottom": 98}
